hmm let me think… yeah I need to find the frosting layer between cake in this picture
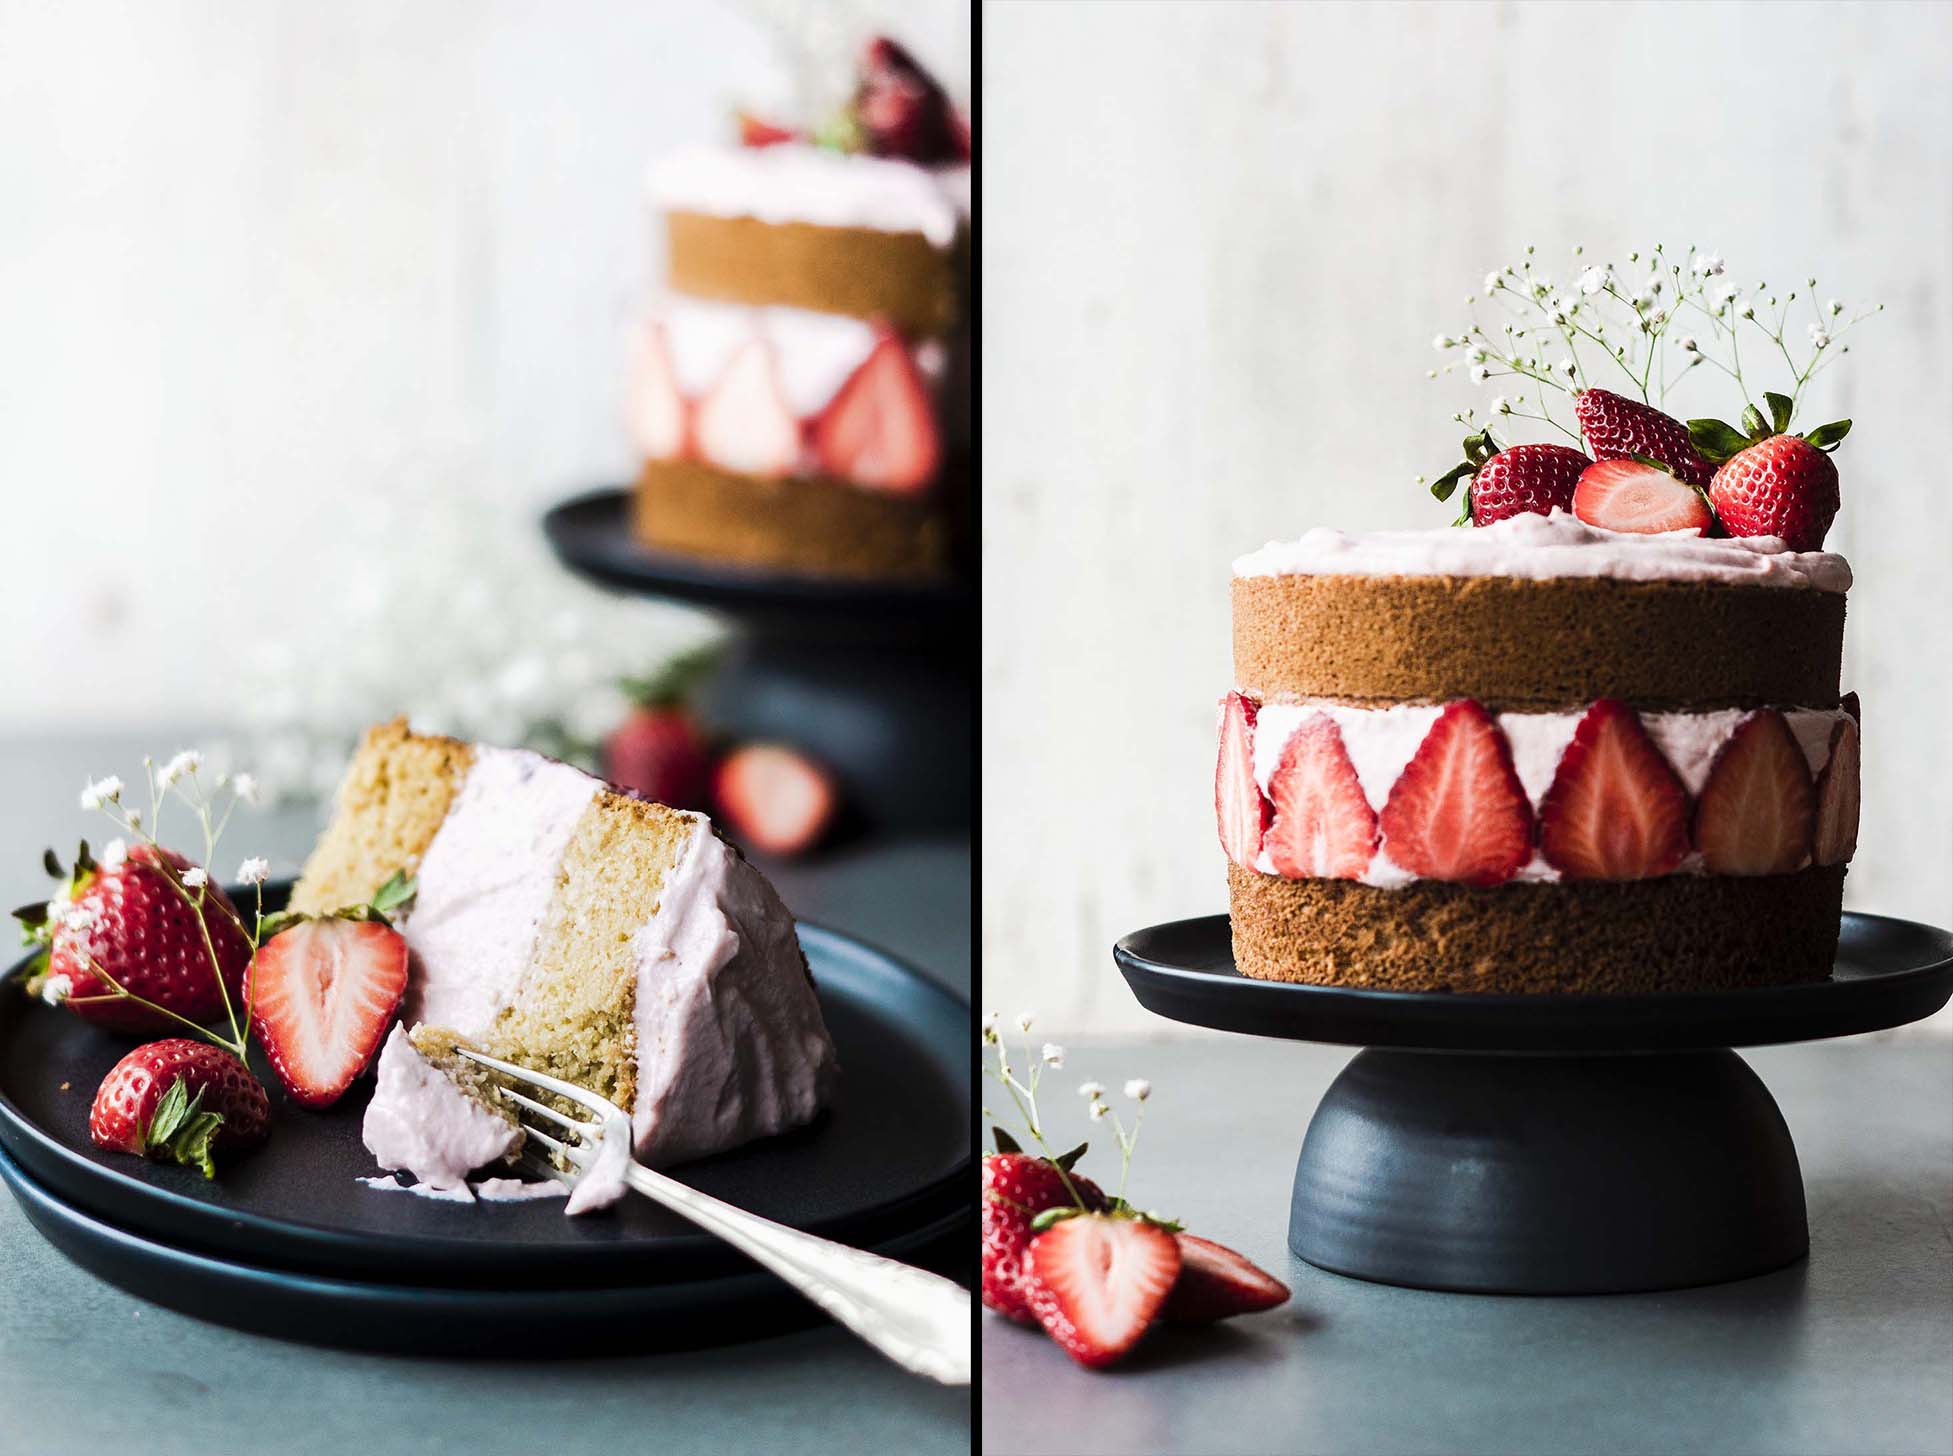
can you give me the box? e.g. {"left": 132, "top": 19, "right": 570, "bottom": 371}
{"left": 649, "top": 143, "right": 970, "bottom": 245}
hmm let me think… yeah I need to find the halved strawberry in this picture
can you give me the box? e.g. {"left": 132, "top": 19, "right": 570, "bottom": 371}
{"left": 811, "top": 331, "right": 941, "bottom": 493}
{"left": 1693, "top": 710, "right": 1816, "bottom": 875}
{"left": 712, "top": 743, "right": 838, "bottom": 857}
{"left": 1216, "top": 692, "right": 1271, "bottom": 868}
{"left": 1574, "top": 388, "right": 1715, "bottom": 486}
{"left": 1023, "top": 1213, "right": 1182, "bottom": 1369}
{"left": 1572, "top": 459, "right": 1714, "bottom": 535}
{"left": 1264, "top": 714, "right": 1377, "bottom": 879}
{"left": 1811, "top": 716, "right": 1860, "bottom": 867}
{"left": 692, "top": 339, "right": 802, "bottom": 479}
{"left": 626, "top": 321, "right": 689, "bottom": 462}
{"left": 982, "top": 1151, "right": 1110, "bottom": 1325}
{"left": 249, "top": 918, "right": 410, "bottom": 1108}
{"left": 1163, "top": 1234, "right": 1290, "bottom": 1324}
{"left": 1537, "top": 699, "right": 1692, "bottom": 880}
{"left": 1378, "top": 701, "right": 1533, "bottom": 886}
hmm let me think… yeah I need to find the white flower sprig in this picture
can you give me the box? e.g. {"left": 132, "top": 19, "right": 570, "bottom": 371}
{"left": 1430, "top": 243, "right": 1881, "bottom": 448}
{"left": 35, "top": 751, "right": 274, "bottom": 1057}
{"left": 982, "top": 1012, "right": 1160, "bottom": 1210}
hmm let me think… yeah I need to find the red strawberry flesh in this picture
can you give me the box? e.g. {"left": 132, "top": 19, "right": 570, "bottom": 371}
{"left": 1024, "top": 1213, "right": 1182, "bottom": 1369}
{"left": 811, "top": 332, "right": 941, "bottom": 493}
{"left": 1538, "top": 699, "right": 1692, "bottom": 880}
{"left": 1264, "top": 713, "right": 1378, "bottom": 879}
{"left": 249, "top": 918, "right": 409, "bottom": 1108}
{"left": 1378, "top": 701, "right": 1533, "bottom": 886}
{"left": 713, "top": 744, "right": 837, "bottom": 857}
{"left": 1693, "top": 710, "right": 1816, "bottom": 875}
{"left": 1572, "top": 459, "right": 1715, "bottom": 535}
{"left": 1574, "top": 388, "right": 1715, "bottom": 486}
{"left": 1811, "top": 717, "right": 1860, "bottom": 867}
{"left": 1216, "top": 692, "right": 1272, "bottom": 868}
{"left": 1163, "top": 1234, "right": 1290, "bottom": 1324}
{"left": 982, "top": 1153, "right": 1109, "bottom": 1325}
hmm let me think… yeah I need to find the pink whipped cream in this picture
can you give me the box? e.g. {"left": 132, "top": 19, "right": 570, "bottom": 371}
{"left": 648, "top": 143, "right": 969, "bottom": 246}
{"left": 1246, "top": 701, "right": 1856, "bottom": 888}
{"left": 361, "top": 1025, "right": 520, "bottom": 1192}
{"left": 1232, "top": 511, "right": 1851, "bottom": 592}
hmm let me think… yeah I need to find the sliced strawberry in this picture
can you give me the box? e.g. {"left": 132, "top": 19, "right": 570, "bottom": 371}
{"left": 692, "top": 339, "right": 802, "bottom": 479}
{"left": 737, "top": 111, "right": 800, "bottom": 148}
{"left": 626, "top": 321, "right": 689, "bottom": 462}
{"left": 982, "top": 1152, "right": 1110, "bottom": 1325}
{"left": 1537, "top": 699, "right": 1692, "bottom": 880}
{"left": 712, "top": 743, "right": 838, "bottom": 857}
{"left": 249, "top": 919, "right": 409, "bottom": 1108}
{"left": 1574, "top": 388, "right": 1715, "bottom": 486}
{"left": 1215, "top": 692, "right": 1272, "bottom": 869}
{"left": 1024, "top": 1214, "right": 1182, "bottom": 1369}
{"left": 812, "top": 331, "right": 941, "bottom": 493}
{"left": 89, "top": 1038, "right": 270, "bottom": 1178}
{"left": 1811, "top": 716, "right": 1860, "bottom": 867}
{"left": 1693, "top": 709, "right": 1816, "bottom": 875}
{"left": 1264, "top": 714, "right": 1377, "bottom": 879}
{"left": 1572, "top": 459, "right": 1714, "bottom": 535}
{"left": 1378, "top": 701, "right": 1533, "bottom": 886}
{"left": 1163, "top": 1234, "right": 1290, "bottom": 1324}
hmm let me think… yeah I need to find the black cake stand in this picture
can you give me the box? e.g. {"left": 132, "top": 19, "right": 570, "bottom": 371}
{"left": 542, "top": 487, "right": 972, "bottom": 831}
{"left": 1113, "top": 911, "right": 1953, "bottom": 1296}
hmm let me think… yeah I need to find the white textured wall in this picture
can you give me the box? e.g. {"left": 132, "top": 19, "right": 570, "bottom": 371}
{"left": 983, "top": 0, "right": 1953, "bottom": 1035}
{"left": 0, "top": 0, "right": 968, "bottom": 727}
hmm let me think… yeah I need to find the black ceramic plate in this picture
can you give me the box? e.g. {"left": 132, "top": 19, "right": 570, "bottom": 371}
{"left": 0, "top": 1144, "right": 968, "bottom": 1356}
{"left": 0, "top": 909, "right": 971, "bottom": 1286}
{"left": 542, "top": 487, "right": 973, "bottom": 632}
{"left": 1115, "top": 911, "right": 1953, "bottom": 1052}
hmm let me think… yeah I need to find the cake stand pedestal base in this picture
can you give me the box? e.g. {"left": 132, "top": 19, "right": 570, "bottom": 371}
{"left": 1289, "top": 1048, "right": 1806, "bottom": 1295}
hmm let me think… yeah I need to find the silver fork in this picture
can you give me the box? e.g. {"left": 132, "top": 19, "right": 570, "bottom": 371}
{"left": 454, "top": 1046, "right": 971, "bottom": 1385}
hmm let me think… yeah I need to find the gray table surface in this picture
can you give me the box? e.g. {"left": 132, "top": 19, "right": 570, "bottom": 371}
{"left": 0, "top": 731, "right": 971, "bottom": 1456}
{"left": 981, "top": 1033, "right": 1953, "bottom": 1456}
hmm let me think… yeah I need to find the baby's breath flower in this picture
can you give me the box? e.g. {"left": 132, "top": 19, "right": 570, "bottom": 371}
{"left": 237, "top": 857, "right": 271, "bottom": 887}
{"left": 1040, "top": 1043, "right": 1065, "bottom": 1068}
{"left": 981, "top": 1010, "right": 999, "bottom": 1036}
{"left": 40, "top": 974, "right": 72, "bottom": 1007}
{"left": 1432, "top": 334, "right": 1455, "bottom": 351}
{"left": 1678, "top": 335, "right": 1700, "bottom": 354}
{"left": 1557, "top": 357, "right": 1577, "bottom": 379}
{"left": 1016, "top": 1012, "right": 1034, "bottom": 1033}
{"left": 1077, "top": 1081, "right": 1106, "bottom": 1100}
{"left": 1808, "top": 323, "right": 1830, "bottom": 349}
{"left": 231, "top": 773, "right": 262, "bottom": 805}
{"left": 1123, "top": 1079, "right": 1152, "bottom": 1102}
{"left": 1827, "top": 298, "right": 1843, "bottom": 316}
{"left": 1490, "top": 395, "right": 1513, "bottom": 415}
{"left": 79, "top": 776, "right": 124, "bottom": 811}
{"left": 157, "top": 749, "right": 203, "bottom": 789}
{"left": 1577, "top": 265, "right": 1610, "bottom": 296}
{"left": 1691, "top": 251, "right": 1725, "bottom": 277}
{"left": 1739, "top": 300, "right": 1756, "bottom": 319}
{"left": 100, "top": 838, "right": 129, "bottom": 871}
{"left": 1469, "top": 364, "right": 1492, "bottom": 384}
{"left": 181, "top": 867, "right": 208, "bottom": 889}
{"left": 1483, "top": 270, "right": 1502, "bottom": 293}
{"left": 1088, "top": 1101, "right": 1110, "bottom": 1122}
{"left": 1466, "top": 344, "right": 1488, "bottom": 363}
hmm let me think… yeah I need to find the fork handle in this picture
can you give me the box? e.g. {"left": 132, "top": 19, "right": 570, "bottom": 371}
{"left": 624, "top": 1163, "right": 971, "bottom": 1384}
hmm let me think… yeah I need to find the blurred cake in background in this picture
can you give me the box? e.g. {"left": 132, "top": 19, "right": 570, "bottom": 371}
{"left": 627, "top": 37, "right": 971, "bottom": 582}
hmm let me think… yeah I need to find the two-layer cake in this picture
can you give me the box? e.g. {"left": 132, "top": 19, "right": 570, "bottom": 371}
{"left": 1218, "top": 512, "right": 1860, "bottom": 993}
{"left": 627, "top": 42, "right": 970, "bottom": 582}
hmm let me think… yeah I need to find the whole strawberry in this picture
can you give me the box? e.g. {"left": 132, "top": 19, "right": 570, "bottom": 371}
{"left": 90, "top": 1038, "right": 271, "bottom": 1178}
{"left": 605, "top": 647, "right": 717, "bottom": 808}
{"left": 851, "top": 37, "right": 959, "bottom": 163}
{"left": 1469, "top": 444, "right": 1592, "bottom": 526}
{"left": 1426, "top": 429, "right": 1590, "bottom": 526}
{"left": 982, "top": 1146, "right": 1109, "bottom": 1324}
{"left": 19, "top": 841, "right": 250, "bottom": 1034}
{"left": 1574, "top": 388, "right": 1716, "bottom": 486}
{"left": 1690, "top": 397, "right": 1851, "bottom": 550}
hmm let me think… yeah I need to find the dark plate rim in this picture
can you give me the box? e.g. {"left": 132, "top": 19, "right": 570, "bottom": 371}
{"left": 1113, "top": 911, "right": 1953, "bottom": 1050}
{"left": 541, "top": 486, "right": 975, "bottom": 619}
{"left": 0, "top": 911, "right": 971, "bottom": 1282}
